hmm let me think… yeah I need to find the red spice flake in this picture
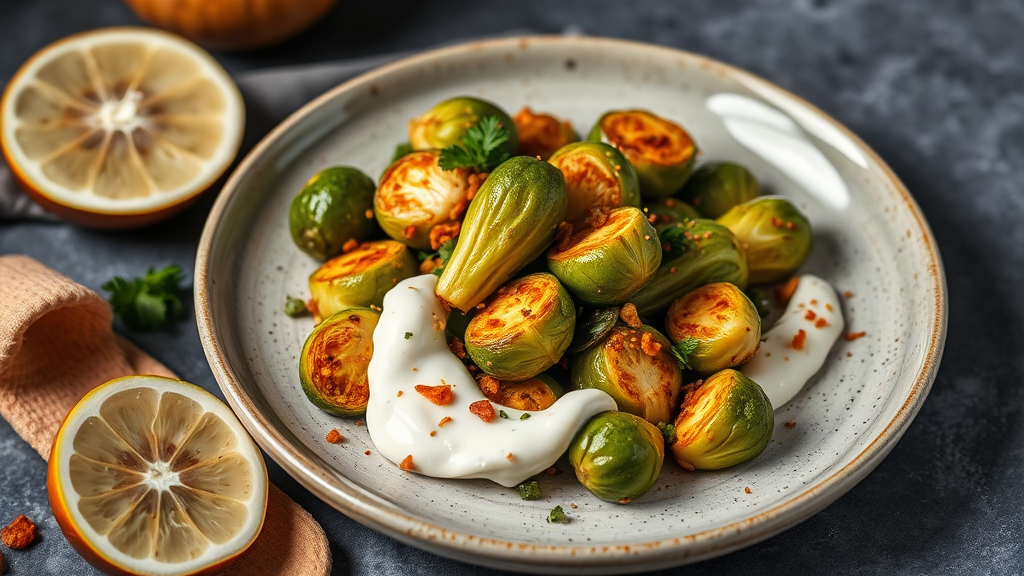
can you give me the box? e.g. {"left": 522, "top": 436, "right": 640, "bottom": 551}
{"left": 438, "top": 416, "right": 453, "bottom": 428}
{"left": 810, "top": 299, "right": 818, "bottom": 305}
{"left": 815, "top": 318, "right": 829, "bottom": 328}
{"left": 784, "top": 357, "right": 790, "bottom": 361}
{"left": 396, "top": 390, "right": 403, "bottom": 397}
{"left": 618, "top": 497, "right": 632, "bottom": 504}
{"left": 804, "top": 310, "right": 817, "bottom": 321}
{"left": 400, "top": 455, "right": 415, "bottom": 471}
{"left": 770, "top": 216, "right": 784, "bottom": 228}
{"left": 478, "top": 375, "right": 500, "bottom": 397}
{"left": 1, "top": 516, "right": 36, "bottom": 550}
{"left": 544, "top": 466, "right": 562, "bottom": 476}
{"left": 306, "top": 299, "right": 319, "bottom": 317}
{"left": 325, "top": 429, "right": 344, "bottom": 444}
{"left": 846, "top": 352, "right": 853, "bottom": 357}
{"left": 640, "top": 332, "right": 663, "bottom": 356}
{"left": 365, "top": 209, "right": 374, "bottom": 219}
{"left": 341, "top": 238, "right": 359, "bottom": 253}
{"left": 784, "top": 421, "right": 797, "bottom": 429}
{"left": 703, "top": 231, "right": 712, "bottom": 239}
{"left": 364, "top": 450, "right": 371, "bottom": 455}
{"left": 569, "top": 502, "right": 578, "bottom": 509}
{"left": 403, "top": 225, "right": 416, "bottom": 239}
{"left": 744, "top": 487, "right": 752, "bottom": 494}
{"left": 554, "top": 221, "right": 574, "bottom": 251}
{"left": 415, "top": 384, "right": 454, "bottom": 406}
{"left": 776, "top": 277, "right": 799, "bottom": 305}
{"left": 355, "top": 420, "right": 364, "bottom": 426}
{"left": 844, "top": 331, "right": 867, "bottom": 341}
{"left": 469, "top": 400, "right": 496, "bottom": 422}
{"left": 429, "top": 430, "right": 437, "bottom": 437}
{"left": 429, "top": 221, "right": 461, "bottom": 250}
{"left": 670, "top": 267, "right": 677, "bottom": 274}
{"left": 843, "top": 290, "right": 854, "bottom": 298}
{"left": 826, "top": 303, "right": 834, "bottom": 312}
{"left": 449, "top": 337, "right": 467, "bottom": 359}
{"left": 619, "top": 303, "right": 642, "bottom": 328}
{"left": 785, "top": 221, "right": 796, "bottom": 230}
{"left": 648, "top": 214, "right": 658, "bottom": 224}
{"left": 791, "top": 329, "right": 807, "bottom": 351}
{"left": 506, "top": 453, "right": 515, "bottom": 461}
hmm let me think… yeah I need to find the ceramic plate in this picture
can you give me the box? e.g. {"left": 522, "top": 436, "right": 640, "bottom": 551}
{"left": 195, "top": 36, "right": 946, "bottom": 574}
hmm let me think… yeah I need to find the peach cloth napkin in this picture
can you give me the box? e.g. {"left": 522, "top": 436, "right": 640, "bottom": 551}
{"left": 0, "top": 255, "right": 331, "bottom": 576}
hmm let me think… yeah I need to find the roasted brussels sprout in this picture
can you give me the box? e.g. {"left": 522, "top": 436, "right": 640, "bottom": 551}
{"left": 630, "top": 219, "right": 749, "bottom": 316}
{"left": 289, "top": 166, "right": 377, "bottom": 260}
{"left": 436, "top": 156, "right": 568, "bottom": 311}
{"left": 717, "top": 196, "right": 813, "bottom": 284}
{"left": 588, "top": 110, "right": 698, "bottom": 199}
{"left": 547, "top": 207, "right": 661, "bottom": 305}
{"left": 299, "top": 307, "right": 379, "bottom": 416}
{"left": 643, "top": 197, "right": 701, "bottom": 232}
{"left": 480, "top": 374, "right": 564, "bottom": 411}
{"left": 571, "top": 325, "right": 682, "bottom": 425}
{"left": 464, "top": 273, "right": 575, "bottom": 380}
{"left": 569, "top": 411, "right": 665, "bottom": 503}
{"left": 679, "top": 163, "right": 760, "bottom": 219}
{"left": 309, "top": 240, "right": 418, "bottom": 321}
{"left": 374, "top": 150, "right": 470, "bottom": 250}
{"left": 665, "top": 283, "right": 761, "bottom": 374}
{"left": 514, "top": 107, "right": 578, "bottom": 160}
{"left": 670, "top": 369, "right": 773, "bottom": 470}
{"left": 408, "top": 96, "right": 518, "bottom": 154}
{"left": 547, "top": 142, "right": 641, "bottom": 224}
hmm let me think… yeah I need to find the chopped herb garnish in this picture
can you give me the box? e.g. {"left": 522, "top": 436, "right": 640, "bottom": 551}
{"left": 390, "top": 142, "right": 413, "bottom": 164}
{"left": 520, "top": 413, "right": 531, "bottom": 420}
{"left": 102, "top": 265, "right": 184, "bottom": 331}
{"left": 438, "top": 116, "right": 511, "bottom": 173}
{"left": 430, "top": 237, "right": 458, "bottom": 277}
{"left": 657, "top": 421, "right": 677, "bottom": 443}
{"left": 516, "top": 480, "right": 542, "bottom": 501}
{"left": 284, "top": 296, "right": 308, "bottom": 317}
{"left": 547, "top": 505, "right": 566, "bottom": 524}
{"left": 669, "top": 336, "right": 700, "bottom": 370}
{"left": 404, "top": 332, "right": 414, "bottom": 339}
{"left": 499, "top": 410, "right": 509, "bottom": 419}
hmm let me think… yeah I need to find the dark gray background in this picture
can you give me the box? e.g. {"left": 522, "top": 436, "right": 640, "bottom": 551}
{"left": 1, "top": 1, "right": 1021, "bottom": 574}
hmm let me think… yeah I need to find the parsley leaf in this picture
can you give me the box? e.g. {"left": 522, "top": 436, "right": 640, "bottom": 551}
{"left": 284, "top": 296, "right": 308, "bottom": 317}
{"left": 499, "top": 410, "right": 509, "bottom": 419}
{"left": 404, "top": 332, "right": 413, "bottom": 339}
{"left": 430, "top": 237, "right": 458, "bottom": 277}
{"left": 102, "top": 265, "right": 184, "bottom": 332}
{"left": 669, "top": 336, "right": 700, "bottom": 370}
{"left": 656, "top": 421, "right": 677, "bottom": 443}
{"left": 438, "top": 116, "right": 511, "bottom": 173}
{"left": 516, "top": 480, "right": 542, "bottom": 501}
{"left": 547, "top": 505, "right": 566, "bottom": 524}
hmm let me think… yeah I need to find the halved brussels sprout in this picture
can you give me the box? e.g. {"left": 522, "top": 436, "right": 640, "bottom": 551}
{"left": 309, "top": 240, "right": 418, "bottom": 321}
{"left": 289, "top": 166, "right": 378, "bottom": 260}
{"left": 514, "top": 107, "right": 578, "bottom": 160}
{"left": 571, "top": 325, "right": 682, "bottom": 425}
{"left": 588, "top": 110, "right": 698, "bottom": 199}
{"left": 679, "top": 163, "right": 760, "bottom": 219}
{"left": 629, "top": 219, "right": 749, "bottom": 316}
{"left": 670, "top": 369, "right": 773, "bottom": 470}
{"left": 464, "top": 273, "right": 575, "bottom": 380}
{"left": 643, "top": 197, "right": 700, "bottom": 232}
{"left": 375, "top": 150, "right": 470, "bottom": 250}
{"left": 436, "top": 156, "right": 568, "bottom": 311}
{"left": 481, "top": 374, "right": 565, "bottom": 411}
{"left": 665, "top": 282, "right": 761, "bottom": 374}
{"left": 569, "top": 411, "right": 665, "bottom": 503}
{"left": 408, "top": 96, "right": 518, "bottom": 154}
{"left": 299, "top": 307, "right": 379, "bottom": 416}
{"left": 547, "top": 207, "right": 661, "bottom": 305}
{"left": 717, "top": 196, "right": 813, "bottom": 284}
{"left": 547, "top": 142, "right": 641, "bottom": 224}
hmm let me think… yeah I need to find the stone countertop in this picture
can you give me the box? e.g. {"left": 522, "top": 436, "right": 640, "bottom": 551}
{"left": 1, "top": 1, "right": 1022, "bottom": 574}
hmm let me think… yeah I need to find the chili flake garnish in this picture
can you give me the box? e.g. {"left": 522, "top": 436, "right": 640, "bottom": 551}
{"left": 792, "top": 329, "right": 807, "bottom": 350}
{"left": 804, "top": 310, "right": 817, "bottom": 321}
{"left": 469, "top": 400, "right": 496, "bottom": 422}
{"left": 815, "top": 318, "right": 829, "bottom": 328}
{"left": 415, "top": 384, "right": 453, "bottom": 406}
{"left": 844, "top": 331, "right": 867, "bottom": 341}
{"left": 438, "top": 416, "right": 453, "bottom": 427}
{"left": 400, "top": 455, "right": 415, "bottom": 471}
{"left": 325, "top": 429, "right": 344, "bottom": 444}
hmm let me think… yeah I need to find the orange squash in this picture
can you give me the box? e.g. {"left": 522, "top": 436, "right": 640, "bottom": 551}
{"left": 124, "top": 0, "right": 337, "bottom": 51}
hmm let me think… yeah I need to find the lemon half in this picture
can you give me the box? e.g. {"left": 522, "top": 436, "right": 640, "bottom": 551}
{"left": 1, "top": 28, "right": 244, "bottom": 228}
{"left": 48, "top": 375, "right": 267, "bottom": 576}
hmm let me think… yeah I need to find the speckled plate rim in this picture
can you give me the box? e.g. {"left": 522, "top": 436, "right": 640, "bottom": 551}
{"left": 195, "top": 35, "right": 947, "bottom": 574}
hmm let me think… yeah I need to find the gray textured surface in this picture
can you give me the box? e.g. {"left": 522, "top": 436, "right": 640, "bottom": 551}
{"left": 0, "top": 1, "right": 1021, "bottom": 574}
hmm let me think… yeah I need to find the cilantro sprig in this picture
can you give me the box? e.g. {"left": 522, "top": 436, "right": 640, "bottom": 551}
{"left": 656, "top": 421, "right": 677, "bottom": 444}
{"left": 669, "top": 336, "right": 700, "bottom": 370}
{"left": 102, "top": 265, "right": 184, "bottom": 332}
{"left": 438, "top": 116, "right": 511, "bottom": 173}
{"left": 516, "top": 480, "right": 542, "bottom": 501}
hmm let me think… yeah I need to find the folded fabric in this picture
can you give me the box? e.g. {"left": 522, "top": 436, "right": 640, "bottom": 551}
{"left": 0, "top": 255, "right": 331, "bottom": 576}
